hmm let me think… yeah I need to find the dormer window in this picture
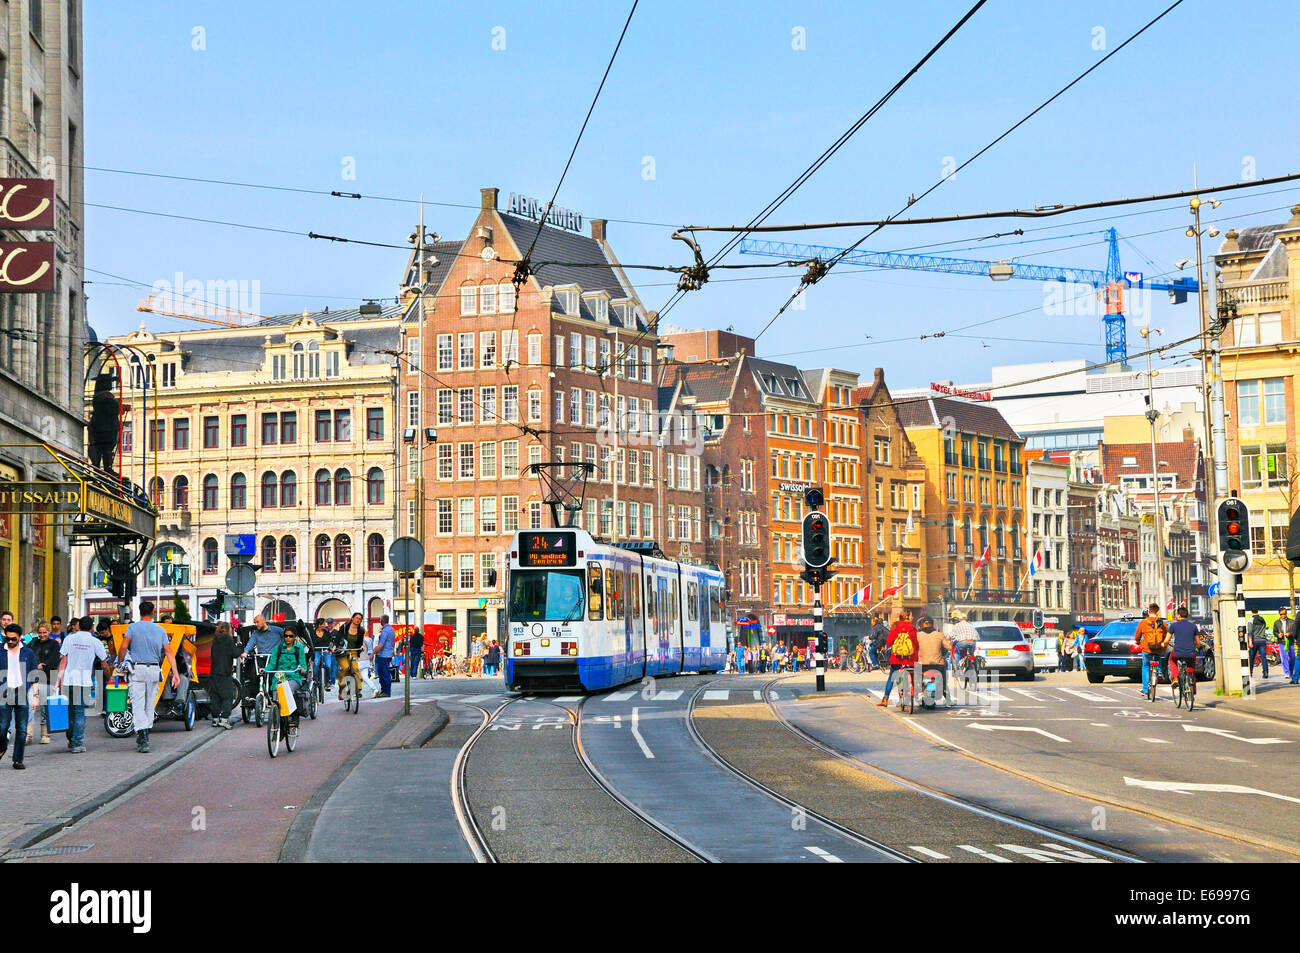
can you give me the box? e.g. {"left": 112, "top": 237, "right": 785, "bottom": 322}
{"left": 584, "top": 292, "right": 610, "bottom": 324}
{"left": 556, "top": 287, "right": 580, "bottom": 316}
{"left": 326, "top": 350, "right": 340, "bottom": 378}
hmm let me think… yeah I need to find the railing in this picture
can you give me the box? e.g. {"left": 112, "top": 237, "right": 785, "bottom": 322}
{"left": 944, "top": 587, "right": 1034, "bottom": 606}
{"left": 1010, "top": 462, "right": 1023, "bottom": 475}
{"left": 947, "top": 542, "right": 957, "bottom": 555}
{"left": 994, "top": 460, "right": 1006, "bottom": 473}
{"left": 944, "top": 451, "right": 959, "bottom": 466}
{"left": 961, "top": 454, "right": 974, "bottom": 468}
{"left": 1220, "top": 278, "right": 1289, "bottom": 307}
{"left": 977, "top": 457, "right": 990, "bottom": 470}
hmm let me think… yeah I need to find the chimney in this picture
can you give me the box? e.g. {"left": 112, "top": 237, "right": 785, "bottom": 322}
{"left": 480, "top": 187, "right": 499, "bottom": 211}
{"left": 1182, "top": 425, "right": 1194, "bottom": 444}
{"left": 590, "top": 219, "right": 607, "bottom": 242}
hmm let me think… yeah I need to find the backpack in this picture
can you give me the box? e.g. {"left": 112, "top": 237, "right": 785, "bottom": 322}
{"left": 892, "top": 630, "right": 914, "bottom": 659}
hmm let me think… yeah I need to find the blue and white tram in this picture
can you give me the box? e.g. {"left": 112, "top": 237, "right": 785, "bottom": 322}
{"left": 504, "top": 528, "right": 728, "bottom": 693}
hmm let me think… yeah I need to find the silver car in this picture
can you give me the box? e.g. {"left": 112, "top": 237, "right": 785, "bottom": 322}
{"left": 971, "top": 623, "right": 1036, "bottom": 681}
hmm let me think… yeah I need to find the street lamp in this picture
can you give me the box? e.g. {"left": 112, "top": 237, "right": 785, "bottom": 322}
{"left": 1139, "top": 325, "right": 1167, "bottom": 615}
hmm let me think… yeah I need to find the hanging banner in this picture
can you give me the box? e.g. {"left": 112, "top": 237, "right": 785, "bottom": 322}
{"left": 0, "top": 241, "right": 55, "bottom": 292}
{"left": 0, "top": 178, "right": 55, "bottom": 229}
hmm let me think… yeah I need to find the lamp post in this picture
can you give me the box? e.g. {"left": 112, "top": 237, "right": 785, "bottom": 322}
{"left": 1139, "top": 326, "right": 1167, "bottom": 616}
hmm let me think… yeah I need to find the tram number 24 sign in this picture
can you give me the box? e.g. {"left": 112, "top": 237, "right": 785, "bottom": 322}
{"left": 0, "top": 178, "right": 56, "bottom": 293}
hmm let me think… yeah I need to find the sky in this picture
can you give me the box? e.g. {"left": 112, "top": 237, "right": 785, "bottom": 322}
{"left": 82, "top": 0, "right": 1300, "bottom": 391}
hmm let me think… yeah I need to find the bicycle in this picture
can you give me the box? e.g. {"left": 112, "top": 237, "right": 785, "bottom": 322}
{"left": 1145, "top": 652, "right": 1164, "bottom": 703}
{"left": 956, "top": 643, "right": 984, "bottom": 691}
{"left": 1172, "top": 655, "right": 1195, "bottom": 711}
{"left": 238, "top": 654, "right": 271, "bottom": 726}
{"left": 263, "top": 669, "right": 305, "bottom": 758}
{"left": 336, "top": 650, "right": 362, "bottom": 714}
{"left": 895, "top": 666, "right": 916, "bottom": 714}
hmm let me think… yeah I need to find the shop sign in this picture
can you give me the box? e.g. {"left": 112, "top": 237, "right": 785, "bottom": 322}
{"left": 0, "top": 178, "right": 55, "bottom": 229}
{"left": 778, "top": 481, "right": 812, "bottom": 495}
{"left": 507, "top": 192, "right": 583, "bottom": 232}
{"left": 771, "top": 612, "right": 814, "bottom": 627}
{"left": 0, "top": 241, "right": 54, "bottom": 292}
{"left": 930, "top": 382, "right": 991, "bottom": 402}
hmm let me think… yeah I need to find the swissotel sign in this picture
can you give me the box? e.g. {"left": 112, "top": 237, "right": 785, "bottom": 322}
{"left": 507, "top": 192, "right": 584, "bottom": 232}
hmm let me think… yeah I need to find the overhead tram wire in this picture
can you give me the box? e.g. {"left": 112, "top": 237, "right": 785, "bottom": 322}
{"left": 751, "top": 0, "right": 1191, "bottom": 342}
{"left": 608, "top": 0, "right": 991, "bottom": 380}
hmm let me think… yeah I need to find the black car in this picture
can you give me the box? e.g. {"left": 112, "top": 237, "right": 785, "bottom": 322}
{"left": 1081, "top": 618, "right": 1215, "bottom": 684}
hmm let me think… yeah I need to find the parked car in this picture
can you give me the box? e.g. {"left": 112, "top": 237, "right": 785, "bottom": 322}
{"left": 971, "top": 622, "right": 1035, "bottom": 681}
{"left": 1081, "top": 618, "right": 1216, "bottom": 684}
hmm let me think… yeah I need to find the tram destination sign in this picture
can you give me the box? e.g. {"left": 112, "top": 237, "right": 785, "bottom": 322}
{"left": 519, "top": 531, "right": 577, "bottom": 567}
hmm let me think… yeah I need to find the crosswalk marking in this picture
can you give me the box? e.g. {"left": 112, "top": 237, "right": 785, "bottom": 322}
{"left": 703, "top": 690, "right": 731, "bottom": 700}
{"left": 909, "top": 846, "right": 950, "bottom": 860}
{"left": 604, "top": 691, "right": 636, "bottom": 702}
{"left": 1039, "top": 842, "right": 1111, "bottom": 863}
{"left": 1141, "top": 737, "right": 1170, "bottom": 744}
{"left": 648, "top": 689, "right": 683, "bottom": 701}
{"left": 552, "top": 696, "right": 583, "bottom": 702}
{"left": 461, "top": 694, "right": 503, "bottom": 703}
{"left": 804, "top": 846, "right": 843, "bottom": 863}
{"left": 1059, "top": 687, "right": 1115, "bottom": 703}
{"left": 997, "top": 843, "right": 1062, "bottom": 862}
{"left": 1006, "top": 688, "right": 1044, "bottom": 700}
{"left": 753, "top": 690, "right": 762, "bottom": 700}
{"left": 957, "top": 845, "right": 1012, "bottom": 863}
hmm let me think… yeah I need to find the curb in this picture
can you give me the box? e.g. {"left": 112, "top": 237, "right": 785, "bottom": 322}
{"left": 277, "top": 704, "right": 420, "bottom": 863}
{"left": 1204, "top": 698, "right": 1300, "bottom": 727}
{"left": 2, "top": 725, "right": 227, "bottom": 856}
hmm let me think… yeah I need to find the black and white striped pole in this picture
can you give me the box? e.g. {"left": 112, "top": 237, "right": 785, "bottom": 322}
{"left": 813, "top": 595, "right": 826, "bottom": 692}
{"left": 800, "top": 487, "right": 834, "bottom": 694}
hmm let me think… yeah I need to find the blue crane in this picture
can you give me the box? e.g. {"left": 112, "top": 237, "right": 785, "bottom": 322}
{"left": 738, "top": 227, "right": 1198, "bottom": 363}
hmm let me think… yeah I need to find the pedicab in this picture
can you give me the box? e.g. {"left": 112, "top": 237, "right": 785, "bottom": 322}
{"left": 235, "top": 620, "right": 317, "bottom": 726}
{"left": 103, "top": 621, "right": 210, "bottom": 737}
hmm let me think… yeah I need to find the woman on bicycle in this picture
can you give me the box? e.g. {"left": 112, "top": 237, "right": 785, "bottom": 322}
{"left": 877, "top": 609, "right": 917, "bottom": 707}
{"left": 335, "top": 612, "right": 366, "bottom": 701}
{"left": 267, "top": 629, "right": 309, "bottom": 723}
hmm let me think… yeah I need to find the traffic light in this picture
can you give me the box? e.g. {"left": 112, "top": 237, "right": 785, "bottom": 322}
{"left": 107, "top": 571, "right": 135, "bottom": 602}
{"left": 1031, "top": 608, "right": 1044, "bottom": 630}
{"left": 201, "top": 589, "right": 228, "bottom": 619}
{"left": 1217, "top": 498, "right": 1252, "bottom": 574}
{"left": 802, "top": 511, "right": 832, "bottom": 569}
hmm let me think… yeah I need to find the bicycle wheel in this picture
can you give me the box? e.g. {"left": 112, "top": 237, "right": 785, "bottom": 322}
{"left": 267, "top": 714, "right": 281, "bottom": 758}
{"left": 285, "top": 720, "right": 298, "bottom": 752}
{"left": 1146, "top": 664, "right": 1158, "bottom": 702}
{"left": 1173, "top": 667, "right": 1184, "bottom": 708}
{"left": 255, "top": 693, "right": 268, "bottom": 727}
{"left": 1184, "top": 671, "right": 1196, "bottom": 712}
{"left": 350, "top": 675, "right": 361, "bottom": 713}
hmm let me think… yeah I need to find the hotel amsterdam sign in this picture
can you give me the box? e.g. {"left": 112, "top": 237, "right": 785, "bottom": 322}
{"left": 0, "top": 481, "right": 156, "bottom": 538}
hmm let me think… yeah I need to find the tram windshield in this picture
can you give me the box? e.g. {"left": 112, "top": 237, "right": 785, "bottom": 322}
{"left": 509, "top": 569, "right": 585, "bottom": 622}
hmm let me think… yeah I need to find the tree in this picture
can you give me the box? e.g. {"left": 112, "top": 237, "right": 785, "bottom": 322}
{"left": 172, "top": 590, "right": 192, "bottom": 624}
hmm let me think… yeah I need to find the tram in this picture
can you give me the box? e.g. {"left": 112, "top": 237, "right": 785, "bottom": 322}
{"left": 504, "top": 528, "right": 728, "bottom": 693}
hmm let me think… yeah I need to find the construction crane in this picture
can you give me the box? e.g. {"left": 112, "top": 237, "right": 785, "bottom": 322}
{"left": 738, "top": 227, "right": 1198, "bottom": 364}
{"left": 136, "top": 294, "right": 268, "bottom": 329}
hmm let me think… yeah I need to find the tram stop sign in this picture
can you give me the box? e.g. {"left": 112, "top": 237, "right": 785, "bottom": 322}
{"left": 225, "top": 563, "right": 256, "bottom": 595}
{"left": 389, "top": 536, "right": 425, "bottom": 574}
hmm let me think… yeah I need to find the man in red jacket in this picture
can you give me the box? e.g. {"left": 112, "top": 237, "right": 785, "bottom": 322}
{"left": 877, "top": 609, "right": 918, "bottom": 707}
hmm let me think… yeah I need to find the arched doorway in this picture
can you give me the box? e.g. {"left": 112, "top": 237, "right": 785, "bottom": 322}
{"left": 368, "top": 597, "right": 384, "bottom": 623}
{"left": 261, "top": 599, "right": 297, "bottom": 624}
{"left": 316, "top": 597, "right": 350, "bottom": 623}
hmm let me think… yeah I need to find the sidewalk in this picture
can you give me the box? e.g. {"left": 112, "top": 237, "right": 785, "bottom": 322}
{"left": 1206, "top": 676, "right": 1300, "bottom": 726}
{"left": 0, "top": 715, "right": 222, "bottom": 854}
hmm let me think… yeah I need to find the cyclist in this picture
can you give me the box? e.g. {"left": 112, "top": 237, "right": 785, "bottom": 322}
{"left": 915, "top": 615, "right": 953, "bottom": 705}
{"left": 1134, "top": 602, "right": 1169, "bottom": 697}
{"left": 266, "top": 627, "right": 309, "bottom": 726}
{"left": 877, "top": 609, "right": 917, "bottom": 708}
{"left": 1167, "top": 606, "right": 1198, "bottom": 693}
{"left": 239, "top": 615, "right": 283, "bottom": 714}
{"left": 310, "top": 618, "right": 335, "bottom": 692}
{"left": 334, "top": 611, "right": 366, "bottom": 701}
{"left": 949, "top": 612, "right": 979, "bottom": 672}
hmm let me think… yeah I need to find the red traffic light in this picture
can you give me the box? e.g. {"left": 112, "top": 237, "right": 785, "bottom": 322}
{"left": 1227, "top": 522, "right": 1240, "bottom": 535}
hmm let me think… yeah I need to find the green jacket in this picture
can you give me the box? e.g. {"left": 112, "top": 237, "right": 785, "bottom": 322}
{"left": 268, "top": 641, "right": 307, "bottom": 684}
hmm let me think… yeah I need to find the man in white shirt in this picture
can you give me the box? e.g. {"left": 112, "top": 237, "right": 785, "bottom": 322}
{"left": 950, "top": 613, "right": 980, "bottom": 667}
{"left": 57, "top": 615, "right": 106, "bottom": 753}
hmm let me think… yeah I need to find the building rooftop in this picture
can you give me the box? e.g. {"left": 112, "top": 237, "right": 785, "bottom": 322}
{"left": 896, "top": 395, "right": 1021, "bottom": 441}
{"left": 748, "top": 357, "right": 814, "bottom": 403}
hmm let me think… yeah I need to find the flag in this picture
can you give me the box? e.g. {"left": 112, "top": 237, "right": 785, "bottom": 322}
{"left": 1166, "top": 596, "right": 1175, "bottom": 613}
{"left": 974, "top": 545, "right": 990, "bottom": 569}
{"left": 883, "top": 584, "right": 905, "bottom": 598}
{"left": 1028, "top": 549, "right": 1043, "bottom": 577}
{"left": 850, "top": 583, "right": 872, "bottom": 606}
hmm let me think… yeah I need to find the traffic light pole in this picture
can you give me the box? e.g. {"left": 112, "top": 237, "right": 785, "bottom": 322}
{"left": 813, "top": 591, "right": 825, "bottom": 692}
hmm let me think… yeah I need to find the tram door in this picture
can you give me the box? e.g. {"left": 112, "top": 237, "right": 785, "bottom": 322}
{"left": 656, "top": 576, "right": 671, "bottom": 674}
{"left": 698, "top": 580, "right": 711, "bottom": 650}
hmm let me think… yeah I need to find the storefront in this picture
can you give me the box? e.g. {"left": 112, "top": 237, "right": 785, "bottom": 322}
{"left": 770, "top": 611, "right": 816, "bottom": 650}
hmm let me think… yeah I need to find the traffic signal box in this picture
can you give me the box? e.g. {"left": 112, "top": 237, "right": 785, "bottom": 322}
{"left": 1216, "top": 497, "right": 1252, "bottom": 574}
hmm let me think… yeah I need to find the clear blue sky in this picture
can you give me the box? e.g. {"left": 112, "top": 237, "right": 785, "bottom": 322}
{"left": 84, "top": 0, "right": 1300, "bottom": 388}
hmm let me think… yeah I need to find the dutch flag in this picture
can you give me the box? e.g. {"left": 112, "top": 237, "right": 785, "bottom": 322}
{"left": 850, "top": 583, "right": 872, "bottom": 606}
{"left": 1028, "top": 549, "right": 1043, "bottom": 577}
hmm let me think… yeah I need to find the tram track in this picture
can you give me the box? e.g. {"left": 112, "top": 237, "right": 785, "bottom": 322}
{"left": 450, "top": 700, "right": 510, "bottom": 864}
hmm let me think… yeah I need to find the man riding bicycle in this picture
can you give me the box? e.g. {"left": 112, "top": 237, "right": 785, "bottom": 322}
{"left": 1134, "top": 603, "right": 1169, "bottom": 697}
{"left": 1167, "top": 606, "right": 1198, "bottom": 687}
{"left": 949, "top": 612, "right": 979, "bottom": 670}
{"left": 239, "top": 615, "right": 283, "bottom": 712}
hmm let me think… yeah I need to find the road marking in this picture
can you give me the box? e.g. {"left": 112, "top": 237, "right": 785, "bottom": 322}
{"left": 1090, "top": 723, "right": 1110, "bottom": 727}
{"left": 630, "top": 707, "right": 655, "bottom": 759}
{"left": 650, "top": 689, "right": 683, "bottom": 701}
{"left": 909, "top": 846, "right": 950, "bottom": 860}
{"left": 1058, "top": 687, "right": 1114, "bottom": 703}
{"left": 553, "top": 695, "right": 583, "bottom": 702}
{"left": 1140, "top": 737, "right": 1169, "bottom": 743}
{"left": 957, "top": 845, "right": 1011, "bottom": 863}
{"left": 1124, "top": 777, "right": 1300, "bottom": 804}
{"left": 1006, "top": 688, "right": 1044, "bottom": 701}
{"left": 1182, "top": 724, "right": 1291, "bottom": 745}
{"left": 753, "top": 690, "right": 762, "bottom": 700}
{"left": 461, "top": 694, "right": 502, "bottom": 703}
{"left": 996, "top": 843, "right": 1061, "bottom": 863}
{"left": 804, "top": 846, "right": 843, "bottom": 863}
{"left": 702, "top": 690, "right": 730, "bottom": 701}
{"left": 1040, "top": 842, "right": 1111, "bottom": 863}
{"left": 967, "top": 723, "right": 1071, "bottom": 743}
{"left": 604, "top": 691, "right": 636, "bottom": 702}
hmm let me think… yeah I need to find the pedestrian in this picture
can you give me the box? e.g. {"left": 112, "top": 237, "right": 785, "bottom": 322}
{"left": 868, "top": 614, "right": 889, "bottom": 671}
{"left": 1247, "top": 609, "right": 1269, "bottom": 679}
{"left": 55, "top": 616, "right": 105, "bottom": 752}
{"left": 485, "top": 639, "right": 501, "bottom": 677}
{"left": 373, "top": 614, "right": 395, "bottom": 698}
{"left": 879, "top": 609, "right": 918, "bottom": 707}
{"left": 1, "top": 623, "right": 36, "bottom": 768}
{"left": 1060, "top": 635, "right": 1075, "bottom": 673}
{"left": 118, "top": 600, "right": 181, "bottom": 753}
{"left": 207, "top": 621, "right": 238, "bottom": 729}
{"left": 407, "top": 624, "right": 425, "bottom": 680}
{"left": 1272, "top": 607, "right": 1297, "bottom": 682}
{"left": 49, "top": 615, "right": 64, "bottom": 641}
{"left": 1075, "top": 628, "right": 1086, "bottom": 668}
{"left": 29, "top": 621, "right": 60, "bottom": 745}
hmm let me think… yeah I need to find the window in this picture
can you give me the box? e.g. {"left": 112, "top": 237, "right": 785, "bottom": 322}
{"left": 1265, "top": 444, "right": 1289, "bottom": 488}
{"left": 459, "top": 332, "right": 475, "bottom": 369}
{"left": 459, "top": 388, "right": 475, "bottom": 424}
{"left": 500, "top": 283, "right": 515, "bottom": 313}
{"left": 459, "top": 442, "right": 475, "bottom": 479}
{"left": 203, "top": 416, "right": 219, "bottom": 448}
{"left": 315, "top": 469, "right": 332, "bottom": 505}
{"left": 584, "top": 390, "right": 596, "bottom": 427}
{"left": 293, "top": 343, "right": 305, "bottom": 379}
{"left": 459, "top": 498, "right": 474, "bottom": 534}
{"left": 367, "top": 467, "right": 385, "bottom": 504}
{"left": 555, "top": 390, "right": 564, "bottom": 424}
{"left": 481, "top": 442, "right": 497, "bottom": 478}
{"left": 528, "top": 390, "right": 541, "bottom": 422}
{"left": 1238, "top": 380, "right": 1260, "bottom": 427}
{"left": 315, "top": 534, "right": 333, "bottom": 572}
{"left": 334, "top": 409, "right": 352, "bottom": 442}
{"left": 173, "top": 476, "right": 189, "bottom": 509}
{"left": 503, "top": 441, "right": 519, "bottom": 478}
{"left": 481, "top": 497, "right": 497, "bottom": 534}
{"left": 261, "top": 536, "right": 277, "bottom": 573}
{"left": 438, "top": 554, "right": 453, "bottom": 590}
{"left": 366, "top": 407, "right": 383, "bottom": 441}
{"left": 503, "top": 386, "right": 519, "bottom": 422}
{"left": 479, "top": 284, "right": 497, "bottom": 314}
{"left": 280, "top": 471, "right": 297, "bottom": 507}
{"left": 460, "top": 554, "right": 475, "bottom": 590}
{"left": 502, "top": 330, "right": 519, "bottom": 367}
{"left": 460, "top": 286, "right": 476, "bottom": 316}
{"left": 281, "top": 536, "right": 297, "bottom": 572}
{"left": 203, "top": 538, "right": 218, "bottom": 574}
{"left": 438, "top": 443, "right": 453, "bottom": 480}
{"left": 281, "top": 412, "right": 297, "bottom": 444}
{"left": 640, "top": 347, "right": 652, "bottom": 382}
{"left": 503, "top": 496, "right": 519, "bottom": 533}
{"left": 172, "top": 417, "right": 189, "bottom": 451}
{"left": 570, "top": 333, "right": 581, "bottom": 367}
{"left": 1264, "top": 379, "right": 1286, "bottom": 425}
{"left": 558, "top": 290, "right": 579, "bottom": 316}
{"left": 437, "top": 499, "right": 453, "bottom": 534}
{"left": 528, "top": 333, "right": 542, "bottom": 365}
{"left": 335, "top": 535, "right": 352, "bottom": 572}
{"left": 314, "top": 410, "right": 331, "bottom": 442}
{"left": 437, "top": 334, "right": 453, "bottom": 371}
{"left": 1241, "top": 445, "right": 1262, "bottom": 490}
{"left": 261, "top": 471, "right": 278, "bottom": 508}
{"left": 481, "top": 331, "right": 496, "bottom": 368}
{"left": 335, "top": 468, "right": 352, "bottom": 505}
{"left": 368, "top": 534, "right": 385, "bottom": 571}
{"left": 202, "top": 474, "right": 218, "bottom": 510}
{"left": 437, "top": 389, "right": 453, "bottom": 425}
{"left": 404, "top": 337, "right": 420, "bottom": 375}
{"left": 308, "top": 342, "right": 320, "bottom": 378}
{"left": 585, "top": 335, "right": 597, "bottom": 369}
{"left": 261, "top": 413, "right": 279, "bottom": 445}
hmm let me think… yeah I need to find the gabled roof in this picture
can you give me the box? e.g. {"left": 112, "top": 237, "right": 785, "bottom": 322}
{"left": 401, "top": 240, "right": 466, "bottom": 304}
{"left": 1101, "top": 440, "right": 1203, "bottom": 488}
{"left": 748, "top": 357, "right": 814, "bottom": 404}
{"left": 896, "top": 395, "right": 1020, "bottom": 440}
